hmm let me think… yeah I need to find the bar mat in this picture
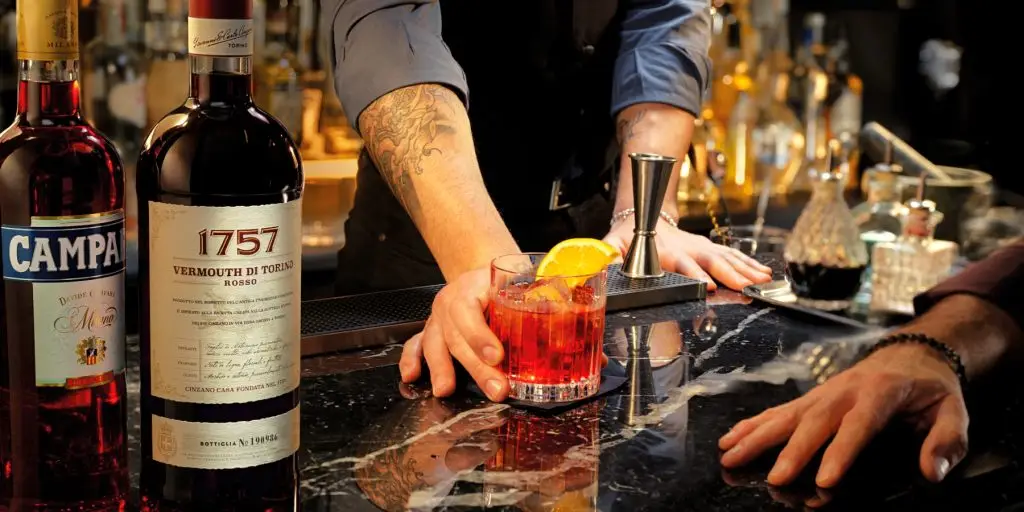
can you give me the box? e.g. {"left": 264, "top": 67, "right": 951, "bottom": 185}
{"left": 300, "top": 264, "right": 706, "bottom": 338}
{"left": 466, "top": 373, "right": 627, "bottom": 415}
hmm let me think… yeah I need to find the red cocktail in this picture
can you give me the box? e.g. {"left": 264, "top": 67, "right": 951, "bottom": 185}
{"left": 488, "top": 253, "right": 609, "bottom": 402}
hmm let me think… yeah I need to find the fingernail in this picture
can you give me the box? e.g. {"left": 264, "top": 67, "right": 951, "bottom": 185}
{"left": 485, "top": 379, "right": 504, "bottom": 400}
{"left": 816, "top": 463, "right": 837, "bottom": 487}
{"left": 431, "top": 377, "right": 449, "bottom": 396}
{"left": 719, "top": 429, "right": 737, "bottom": 445}
{"left": 934, "top": 457, "right": 951, "bottom": 481}
{"left": 482, "top": 345, "right": 502, "bottom": 366}
{"left": 721, "top": 445, "right": 741, "bottom": 465}
{"left": 767, "top": 460, "right": 792, "bottom": 484}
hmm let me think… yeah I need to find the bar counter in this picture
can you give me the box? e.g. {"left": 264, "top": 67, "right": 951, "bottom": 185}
{"left": 123, "top": 281, "right": 1024, "bottom": 511}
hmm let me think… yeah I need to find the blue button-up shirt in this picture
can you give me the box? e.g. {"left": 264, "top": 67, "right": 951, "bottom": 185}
{"left": 326, "top": 0, "right": 712, "bottom": 131}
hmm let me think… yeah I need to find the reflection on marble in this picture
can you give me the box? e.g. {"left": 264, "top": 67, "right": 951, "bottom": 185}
{"left": 127, "top": 298, "right": 1024, "bottom": 511}
{"left": 302, "top": 344, "right": 405, "bottom": 377}
{"left": 299, "top": 342, "right": 818, "bottom": 511}
{"left": 296, "top": 300, "right": 909, "bottom": 512}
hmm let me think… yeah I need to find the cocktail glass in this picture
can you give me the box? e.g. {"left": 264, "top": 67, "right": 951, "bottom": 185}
{"left": 488, "top": 254, "right": 608, "bottom": 403}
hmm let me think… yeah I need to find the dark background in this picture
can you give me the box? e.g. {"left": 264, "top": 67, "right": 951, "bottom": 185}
{"left": 0, "top": 0, "right": 1019, "bottom": 197}
{"left": 789, "top": 0, "right": 1018, "bottom": 197}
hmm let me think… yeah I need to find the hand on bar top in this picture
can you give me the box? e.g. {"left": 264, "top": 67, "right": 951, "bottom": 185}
{"left": 719, "top": 277, "right": 1024, "bottom": 488}
{"left": 603, "top": 217, "right": 772, "bottom": 291}
{"left": 400, "top": 267, "right": 510, "bottom": 401}
{"left": 399, "top": 262, "right": 610, "bottom": 401}
{"left": 718, "top": 340, "right": 967, "bottom": 488}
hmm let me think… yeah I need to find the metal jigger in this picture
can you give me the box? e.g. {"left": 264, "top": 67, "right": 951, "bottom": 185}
{"left": 620, "top": 153, "right": 678, "bottom": 279}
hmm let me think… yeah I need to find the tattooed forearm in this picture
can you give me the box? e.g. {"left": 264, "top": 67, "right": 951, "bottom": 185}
{"left": 355, "top": 445, "right": 426, "bottom": 512}
{"left": 358, "top": 84, "right": 461, "bottom": 214}
{"left": 616, "top": 107, "right": 649, "bottom": 145}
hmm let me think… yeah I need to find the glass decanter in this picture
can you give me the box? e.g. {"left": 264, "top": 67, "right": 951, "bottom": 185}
{"left": 784, "top": 141, "right": 869, "bottom": 311}
{"left": 870, "top": 199, "right": 959, "bottom": 316}
{"left": 848, "top": 144, "right": 904, "bottom": 316}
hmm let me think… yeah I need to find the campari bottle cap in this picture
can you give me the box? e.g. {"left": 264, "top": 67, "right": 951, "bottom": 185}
{"left": 188, "top": 0, "right": 254, "bottom": 57}
{"left": 16, "top": 0, "right": 79, "bottom": 61}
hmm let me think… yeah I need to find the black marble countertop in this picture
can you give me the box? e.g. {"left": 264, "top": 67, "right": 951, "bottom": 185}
{"left": 125, "top": 288, "right": 1024, "bottom": 511}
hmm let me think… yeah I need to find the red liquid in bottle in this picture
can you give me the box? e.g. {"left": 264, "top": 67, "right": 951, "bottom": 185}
{"left": 0, "top": 5, "right": 129, "bottom": 508}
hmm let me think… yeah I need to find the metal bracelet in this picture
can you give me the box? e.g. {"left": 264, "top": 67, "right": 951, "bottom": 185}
{"left": 610, "top": 208, "right": 678, "bottom": 228}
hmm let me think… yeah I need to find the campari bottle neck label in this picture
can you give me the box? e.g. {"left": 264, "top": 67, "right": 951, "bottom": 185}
{"left": 188, "top": 0, "right": 254, "bottom": 57}
{"left": 16, "top": 0, "right": 79, "bottom": 62}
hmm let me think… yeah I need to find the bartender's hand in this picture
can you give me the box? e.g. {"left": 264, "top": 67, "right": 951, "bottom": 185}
{"left": 718, "top": 342, "right": 968, "bottom": 488}
{"left": 603, "top": 218, "right": 772, "bottom": 291}
{"left": 399, "top": 267, "right": 510, "bottom": 402}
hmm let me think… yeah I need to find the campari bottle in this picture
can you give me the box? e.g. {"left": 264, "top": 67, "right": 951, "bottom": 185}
{"left": 0, "top": 0, "right": 129, "bottom": 509}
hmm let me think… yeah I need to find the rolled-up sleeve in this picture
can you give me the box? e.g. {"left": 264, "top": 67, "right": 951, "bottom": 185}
{"left": 611, "top": 0, "right": 712, "bottom": 118}
{"left": 327, "top": 0, "right": 468, "bottom": 131}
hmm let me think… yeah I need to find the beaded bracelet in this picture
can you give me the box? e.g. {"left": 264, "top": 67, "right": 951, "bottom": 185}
{"left": 864, "top": 333, "right": 968, "bottom": 391}
{"left": 610, "top": 208, "right": 679, "bottom": 228}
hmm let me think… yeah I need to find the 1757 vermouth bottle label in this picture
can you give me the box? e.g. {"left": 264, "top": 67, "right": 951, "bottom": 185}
{"left": 148, "top": 201, "right": 302, "bottom": 469}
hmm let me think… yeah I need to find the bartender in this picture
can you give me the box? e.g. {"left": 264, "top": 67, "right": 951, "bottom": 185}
{"left": 327, "top": 0, "right": 771, "bottom": 401}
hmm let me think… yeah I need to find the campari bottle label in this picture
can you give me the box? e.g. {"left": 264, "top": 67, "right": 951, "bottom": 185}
{"left": 1, "top": 212, "right": 127, "bottom": 389}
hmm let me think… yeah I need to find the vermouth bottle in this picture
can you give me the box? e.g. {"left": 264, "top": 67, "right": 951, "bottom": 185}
{"left": 0, "top": 0, "right": 129, "bottom": 510}
{"left": 137, "top": 0, "right": 304, "bottom": 510}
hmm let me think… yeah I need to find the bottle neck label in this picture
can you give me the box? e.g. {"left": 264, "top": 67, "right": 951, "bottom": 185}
{"left": 188, "top": 17, "right": 254, "bottom": 57}
{"left": 16, "top": 0, "right": 79, "bottom": 61}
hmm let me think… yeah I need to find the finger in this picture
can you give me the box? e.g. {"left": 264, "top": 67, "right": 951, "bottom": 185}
{"left": 443, "top": 310, "right": 509, "bottom": 402}
{"left": 730, "top": 247, "right": 773, "bottom": 273}
{"left": 450, "top": 294, "right": 504, "bottom": 366}
{"left": 919, "top": 395, "right": 969, "bottom": 483}
{"left": 720, "top": 406, "right": 802, "bottom": 468}
{"left": 720, "top": 413, "right": 774, "bottom": 451}
{"left": 422, "top": 318, "right": 457, "bottom": 397}
{"left": 602, "top": 234, "right": 627, "bottom": 257}
{"left": 815, "top": 394, "right": 901, "bottom": 488}
{"left": 768, "top": 400, "right": 847, "bottom": 486}
{"left": 399, "top": 331, "right": 425, "bottom": 383}
{"left": 723, "top": 251, "right": 773, "bottom": 284}
{"left": 695, "top": 253, "right": 753, "bottom": 291}
{"left": 673, "top": 253, "right": 717, "bottom": 291}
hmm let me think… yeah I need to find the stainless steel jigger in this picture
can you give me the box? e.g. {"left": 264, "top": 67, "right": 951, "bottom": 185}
{"left": 620, "top": 152, "right": 678, "bottom": 279}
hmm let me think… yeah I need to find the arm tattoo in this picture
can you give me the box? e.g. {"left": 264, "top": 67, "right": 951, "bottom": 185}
{"left": 359, "top": 84, "right": 460, "bottom": 215}
{"left": 355, "top": 444, "right": 426, "bottom": 512}
{"left": 616, "top": 108, "right": 649, "bottom": 145}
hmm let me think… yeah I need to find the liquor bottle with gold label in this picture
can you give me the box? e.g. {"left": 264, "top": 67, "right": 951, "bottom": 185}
{"left": 0, "top": 0, "right": 129, "bottom": 509}
{"left": 137, "top": 0, "right": 303, "bottom": 509}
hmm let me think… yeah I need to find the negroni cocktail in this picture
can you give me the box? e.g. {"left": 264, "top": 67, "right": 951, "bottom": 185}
{"left": 488, "top": 241, "right": 615, "bottom": 402}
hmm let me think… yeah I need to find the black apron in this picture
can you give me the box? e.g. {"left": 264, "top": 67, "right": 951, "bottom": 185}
{"left": 336, "top": 0, "right": 625, "bottom": 295}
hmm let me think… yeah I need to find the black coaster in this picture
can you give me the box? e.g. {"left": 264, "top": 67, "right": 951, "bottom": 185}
{"left": 466, "top": 371, "right": 628, "bottom": 415}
